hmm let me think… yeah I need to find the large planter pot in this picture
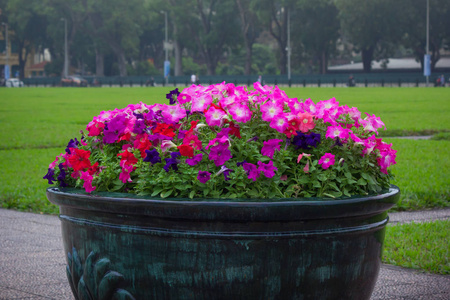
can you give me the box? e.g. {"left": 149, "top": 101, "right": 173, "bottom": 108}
{"left": 47, "top": 185, "right": 400, "bottom": 300}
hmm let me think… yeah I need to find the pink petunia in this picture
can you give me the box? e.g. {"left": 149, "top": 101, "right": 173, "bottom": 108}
{"left": 360, "top": 113, "right": 385, "bottom": 134}
{"left": 297, "top": 112, "right": 315, "bottom": 133}
{"left": 80, "top": 171, "right": 96, "bottom": 193}
{"left": 205, "top": 106, "right": 227, "bottom": 127}
{"left": 376, "top": 142, "right": 397, "bottom": 174}
{"left": 269, "top": 114, "right": 289, "bottom": 133}
{"left": 228, "top": 103, "right": 253, "bottom": 123}
{"left": 191, "top": 94, "right": 213, "bottom": 112}
{"left": 325, "top": 125, "right": 351, "bottom": 140}
{"left": 261, "top": 101, "right": 283, "bottom": 122}
{"left": 318, "top": 153, "right": 335, "bottom": 170}
{"left": 161, "top": 104, "right": 187, "bottom": 124}
{"left": 261, "top": 139, "right": 283, "bottom": 159}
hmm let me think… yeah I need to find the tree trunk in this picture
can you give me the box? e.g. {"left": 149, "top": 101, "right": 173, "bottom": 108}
{"left": 95, "top": 49, "right": 104, "bottom": 77}
{"left": 110, "top": 43, "right": 127, "bottom": 76}
{"left": 174, "top": 40, "right": 182, "bottom": 76}
{"left": 361, "top": 46, "right": 374, "bottom": 73}
{"left": 244, "top": 44, "right": 252, "bottom": 75}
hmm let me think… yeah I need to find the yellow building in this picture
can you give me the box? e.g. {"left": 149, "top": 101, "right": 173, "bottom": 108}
{"left": 1, "top": 27, "right": 39, "bottom": 78}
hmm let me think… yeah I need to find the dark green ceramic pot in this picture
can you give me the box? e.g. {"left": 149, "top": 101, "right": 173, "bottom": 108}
{"left": 47, "top": 185, "right": 400, "bottom": 300}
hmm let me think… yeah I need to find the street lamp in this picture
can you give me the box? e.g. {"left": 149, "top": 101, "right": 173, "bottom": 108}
{"left": 161, "top": 11, "right": 169, "bottom": 85}
{"left": 61, "top": 18, "right": 68, "bottom": 78}
{"left": 2, "top": 22, "right": 9, "bottom": 79}
{"left": 425, "top": 0, "right": 430, "bottom": 87}
{"left": 286, "top": 9, "right": 291, "bottom": 83}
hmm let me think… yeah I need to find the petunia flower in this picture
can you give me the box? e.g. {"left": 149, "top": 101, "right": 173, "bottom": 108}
{"left": 243, "top": 163, "right": 260, "bottom": 181}
{"left": 296, "top": 112, "right": 315, "bottom": 133}
{"left": 43, "top": 168, "right": 55, "bottom": 184}
{"left": 325, "top": 125, "right": 351, "bottom": 141}
{"left": 228, "top": 103, "right": 252, "bottom": 123}
{"left": 143, "top": 149, "right": 161, "bottom": 164}
{"left": 185, "top": 153, "right": 203, "bottom": 166}
{"left": 80, "top": 171, "right": 96, "bottom": 193}
{"left": 197, "top": 170, "right": 211, "bottom": 183}
{"left": 261, "top": 101, "right": 283, "bottom": 122}
{"left": 261, "top": 139, "right": 283, "bottom": 159}
{"left": 67, "top": 148, "right": 92, "bottom": 172}
{"left": 65, "top": 138, "right": 80, "bottom": 154}
{"left": 163, "top": 157, "right": 179, "bottom": 172}
{"left": 269, "top": 114, "right": 289, "bottom": 133}
{"left": 103, "top": 114, "right": 128, "bottom": 144}
{"left": 215, "top": 165, "right": 233, "bottom": 181}
{"left": 57, "top": 163, "right": 68, "bottom": 187}
{"left": 177, "top": 144, "right": 194, "bottom": 158}
{"left": 257, "top": 161, "right": 278, "bottom": 178}
{"left": 318, "top": 153, "right": 335, "bottom": 170}
{"left": 205, "top": 106, "right": 227, "bottom": 127}
{"left": 209, "top": 142, "right": 232, "bottom": 166}
{"left": 166, "top": 88, "right": 180, "bottom": 105}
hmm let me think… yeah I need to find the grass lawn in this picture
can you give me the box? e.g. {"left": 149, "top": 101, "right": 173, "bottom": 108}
{"left": 383, "top": 220, "right": 450, "bottom": 274}
{"left": 0, "top": 86, "right": 449, "bottom": 274}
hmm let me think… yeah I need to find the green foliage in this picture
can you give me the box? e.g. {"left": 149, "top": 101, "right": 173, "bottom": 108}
{"left": 383, "top": 220, "right": 450, "bottom": 274}
{"left": 127, "top": 60, "right": 160, "bottom": 76}
{"left": 0, "top": 87, "right": 448, "bottom": 213}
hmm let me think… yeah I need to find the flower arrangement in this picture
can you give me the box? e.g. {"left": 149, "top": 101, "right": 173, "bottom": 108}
{"left": 44, "top": 82, "right": 396, "bottom": 200}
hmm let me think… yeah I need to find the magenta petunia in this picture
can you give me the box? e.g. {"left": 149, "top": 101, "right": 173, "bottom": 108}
{"left": 80, "top": 171, "right": 96, "bottom": 193}
{"left": 209, "top": 142, "right": 232, "bottom": 166}
{"left": 197, "top": 170, "right": 211, "bottom": 183}
{"left": 257, "top": 160, "right": 278, "bottom": 178}
{"left": 269, "top": 114, "right": 289, "bottom": 133}
{"left": 243, "top": 162, "right": 260, "bottom": 181}
{"left": 261, "top": 139, "right": 283, "bottom": 159}
{"left": 318, "top": 153, "right": 335, "bottom": 170}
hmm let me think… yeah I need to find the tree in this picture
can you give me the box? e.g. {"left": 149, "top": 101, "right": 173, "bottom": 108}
{"left": 294, "top": 0, "right": 339, "bottom": 74}
{"left": 81, "top": 0, "right": 147, "bottom": 76}
{"left": 235, "top": 0, "right": 261, "bottom": 75}
{"left": 335, "top": 0, "right": 405, "bottom": 72}
{"left": 401, "top": 0, "right": 450, "bottom": 72}
{"left": 3, "top": 0, "right": 48, "bottom": 79}
{"left": 174, "top": 0, "right": 240, "bottom": 75}
{"left": 254, "top": 0, "right": 296, "bottom": 75}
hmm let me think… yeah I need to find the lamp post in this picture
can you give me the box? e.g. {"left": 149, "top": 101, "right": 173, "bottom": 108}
{"left": 286, "top": 9, "right": 291, "bottom": 84}
{"left": 61, "top": 18, "right": 68, "bottom": 78}
{"left": 425, "top": 0, "right": 429, "bottom": 87}
{"left": 161, "top": 11, "right": 169, "bottom": 85}
{"left": 2, "top": 22, "right": 9, "bottom": 79}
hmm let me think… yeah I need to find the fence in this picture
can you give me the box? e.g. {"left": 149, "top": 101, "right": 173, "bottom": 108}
{"left": 21, "top": 73, "right": 450, "bottom": 88}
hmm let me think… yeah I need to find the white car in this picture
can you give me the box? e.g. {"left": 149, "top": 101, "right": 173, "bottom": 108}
{"left": 5, "top": 78, "right": 24, "bottom": 87}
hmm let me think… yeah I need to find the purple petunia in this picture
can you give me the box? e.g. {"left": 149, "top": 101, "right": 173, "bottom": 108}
{"left": 243, "top": 163, "right": 260, "bottom": 181}
{"left": 103, "top": 114, "right": 127, "bottom": 144}
{"left": 209, "top": 143, "right": 232, "bottom": 167}
{"left": 257, "top": 161, "right": 278, "bottom": 178}
{"left": 197, "top": 170, "right": 211, "bottom": 183}
{"left": 163, "top": 157, "right": 179, "bottom": 172}
{"left": 261, "top": 139, "right": 283, "bottom": 159}
{"left": 292, "top": 132, "right": 321, "bottom": 150}
{"left": 215, "top": 165, "right": 233, "bottom": 181}
{"left": 132, "top": 119, "right": 147, "bottom": 134}
{"left": 143, "top": 149, "right": 161, "bottom": 164}
{"left": 43, "top": 168, "right": 55, "bottom": 184}
{"left": 65, "top": 138, "right": 80, "bottom": 154}
{"left": 57, "top": 163, "right": 67, "bottom": 187}
{"left": 166, "top": 88, "right": 180, "bottom": 105}
{"left": 186, "top": 153, "right": 203, "bottom": 166}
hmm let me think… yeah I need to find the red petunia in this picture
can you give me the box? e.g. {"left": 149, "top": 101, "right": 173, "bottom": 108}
{"left": 68, "top": 149, "right": 92, "bottom": 172}
{"left": 177, "top": 144, "right": 194, "bottom": 158}
{"left": 117, "top": 149, "right": 138, "bottom": 166}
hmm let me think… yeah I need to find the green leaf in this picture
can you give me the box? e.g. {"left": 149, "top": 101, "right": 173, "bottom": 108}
{"left": 160, "top": 190, "right": 173, "bottom": 198}
{"left": 357, "top": 178, "right": 367, "bottom": 185}
{"left": 151, "top": 187, "right": 163, "bottom": 197}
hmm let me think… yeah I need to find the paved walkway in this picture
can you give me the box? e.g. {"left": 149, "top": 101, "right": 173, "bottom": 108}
{"left": 0, "top": 208, "right": 449, "bottom": 300}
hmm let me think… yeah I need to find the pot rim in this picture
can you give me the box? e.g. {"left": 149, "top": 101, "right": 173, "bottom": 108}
{"left": 47, "top": 185, "right": 400, "bottom": 221}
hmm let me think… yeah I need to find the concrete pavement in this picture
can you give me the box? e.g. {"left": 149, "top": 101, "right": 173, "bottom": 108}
{"left": 0, "top": 208, "right": 449, "bottom": 300}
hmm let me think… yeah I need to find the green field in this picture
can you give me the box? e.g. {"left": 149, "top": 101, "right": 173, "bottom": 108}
{"left": 0, "top": 87, "right": 449, "bottom": 214}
